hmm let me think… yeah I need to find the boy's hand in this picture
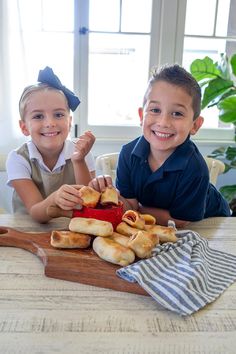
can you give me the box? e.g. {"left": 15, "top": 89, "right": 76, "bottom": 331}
{"left": 89, "top": 175, "right": 113, "bottom": 192}
{"left": 72, "top": 131, "right": 95, "bottom": 162}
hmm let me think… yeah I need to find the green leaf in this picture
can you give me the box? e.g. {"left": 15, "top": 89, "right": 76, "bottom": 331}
{"left": 230, "top": 54, "right": 236, "bottom": 76}
{"left": 225, "top": 146, "right": 236, "bottom": 160}
{"left": 218, "top": 96, "right": 236, "bottom": 123}
{"left": 208, "top": 147, "right": 226, "bottom": 158}
{"left": 217, "top": 53, "right": 231, "bottom": 80}
{"left": 190, "top": 57, "right": 221, "bottom": 81}
{"left": 201, "top": 78, "right": 234, "bottom": 109}
{"left": 220, "top": 185, "right": 236, "bottom": 203}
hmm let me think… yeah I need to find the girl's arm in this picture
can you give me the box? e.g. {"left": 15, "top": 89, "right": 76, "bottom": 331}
{"left": 71, "top": 131, "right": 96, "bottom": 185}
{"left": 11, "top": 179, "right": 83, "bottom": 223}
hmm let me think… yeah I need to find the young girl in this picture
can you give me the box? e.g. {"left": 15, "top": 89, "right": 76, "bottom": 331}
{"left": 6, "top": 67, "right": 95, "bottom": 223}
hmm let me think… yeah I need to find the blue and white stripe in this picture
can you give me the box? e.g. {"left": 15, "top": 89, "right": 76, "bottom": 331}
{"left": 116, "top": 230, "right": 236, "bottom": 316}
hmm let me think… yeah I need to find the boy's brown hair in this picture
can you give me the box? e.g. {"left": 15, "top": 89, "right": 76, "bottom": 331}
{"left": 143, "top": 64, "right": 202, "bottom": 120}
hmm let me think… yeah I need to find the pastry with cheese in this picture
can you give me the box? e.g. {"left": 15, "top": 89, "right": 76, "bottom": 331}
{"left": 128, "top": 230, "right": 159, "bottom": 258}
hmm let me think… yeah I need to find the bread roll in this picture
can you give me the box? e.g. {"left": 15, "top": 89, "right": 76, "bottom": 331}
{"left": 51, "top": 230, "right": 91, "bottom": 249}
{"left": 100, "top": 187, "right": 119, "bottom": 206}
{"left": 140, "top": 213, "right": 156, "bottom": 225}
{"left": 110, "top": 232, "right": 130, "bottom": 247}
{"left": 93, "top": 236, "right": 135, "bottom": 266}
{"left": 79, "top": 186, "right": 100, "bottom": 208}
{"left": 69, "top": 217, "right": 113, "bottom": 237}
{"left": 128, "top": 231, "right": 159, "bottom": 259}
{"left": 144, "top": 224, "right": 177, "bottom": 243}
{"left": 122, "top": 210, "right": 145, "bottom": 229}
{"left": 116, "top": 221, "right": 140, "bottom": 237}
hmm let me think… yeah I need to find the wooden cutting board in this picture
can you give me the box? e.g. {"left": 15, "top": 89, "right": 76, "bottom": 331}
{"left": 0, "top": 226, "right": 147, "bottom": 296}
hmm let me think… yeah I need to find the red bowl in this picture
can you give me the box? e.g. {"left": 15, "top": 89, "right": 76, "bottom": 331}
{"left": 72, "top": 202, "right": 123, "bottom": 229}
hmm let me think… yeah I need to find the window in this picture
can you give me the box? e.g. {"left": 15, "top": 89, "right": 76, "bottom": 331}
{"left": 6, "top": 0, "right": 236, "bottom": 145}
{"left": 182, "top": 0, "right": 236, "bottom": 141}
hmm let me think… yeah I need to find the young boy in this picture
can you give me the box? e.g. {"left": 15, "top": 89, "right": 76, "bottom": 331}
{"left": 90, "top": 64, "right": 231, "bottom": 227}
{"left": 6, "top": 67, "right": 95, "bottom": 223}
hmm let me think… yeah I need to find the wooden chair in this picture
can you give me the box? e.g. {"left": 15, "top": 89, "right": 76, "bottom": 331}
{"left": 95, "top": 152, "right": 119, "bottom": 181}
{"left": 95, "top": 153, "right": 225, "bottom": 186}
{"left": 204, "top": 157, "right": 225, "bottom": 186}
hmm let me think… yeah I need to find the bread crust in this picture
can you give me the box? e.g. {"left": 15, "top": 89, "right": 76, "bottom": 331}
{"left": 128, "top": 231, "right": 159, "bottom": 258}
{"left": 69, "top": 217, "right": 113, "bottom": 237}
{"left": 51, "top": 230, "right": 91, "bottom": 249}
{"left": 79, "top": 186, "right": 101, "bottom": 208}
{"left": 93, "top": 236, "right": 135, "bottom": 266}
{"left": 100, "top": 187, "right": 119, "bottom": 206}
{"left": 144, "top": 224, "right": 177, "bottom": 243}
{"left": 122, "top": 210, "right": 145, "bottom": 229}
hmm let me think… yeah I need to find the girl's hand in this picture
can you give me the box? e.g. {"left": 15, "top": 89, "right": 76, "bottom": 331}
{"left": 72, "top": 131, "right": 95, "bottom": 162}
{"left": 89, "top": 175, "right": 113, "bottom": 192}
{"left": 54, "top": 184, "right": 83, "bottom": 210}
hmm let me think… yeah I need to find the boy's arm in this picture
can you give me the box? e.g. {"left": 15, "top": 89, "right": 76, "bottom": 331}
{"left": 11, "top": 179, "right": 83, "bottom": 223}
{"left": 138, "top": 205, "right": 190, "bottom": 228}
{"left": 71, "top": 131, "right": 96, "bottom": 185}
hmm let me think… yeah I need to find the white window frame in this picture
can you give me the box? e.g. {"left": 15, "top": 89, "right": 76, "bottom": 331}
{"left": 73, "top": 0, "right": 189, "bottom": 142}
{"left": 73, "top": 0, "right": 234, "bottom": 145}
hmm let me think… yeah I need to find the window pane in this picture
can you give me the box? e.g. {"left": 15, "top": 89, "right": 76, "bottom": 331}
{"left": 9, "top": 0, "right": 42, "bottom": 31}
{"left": 88, "top": 33, "right": 150, "bottom": 126}
{"left": 42, "top": 0, "right": 74, "bottom": 32}
{"left": 182, "top": 37, "right": 228, "bottom": 70}
{"left": 185, "top": 0, "right": 217, "bottom": 36}
{"left": 215, "top": 0, "right": 231, "bottom": 36}
{"left": 9, "top": 32, "right": 73, "bottom": 130}
{"left": 121, "top": 0, "right": 152, "bottom": 33}
{"left": 89, "top": 0, "right": 120, "bottom": 32}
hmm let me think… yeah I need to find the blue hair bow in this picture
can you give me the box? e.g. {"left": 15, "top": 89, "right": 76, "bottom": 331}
{"left": 38, "top": 66, "right": 80, "bottom": 112}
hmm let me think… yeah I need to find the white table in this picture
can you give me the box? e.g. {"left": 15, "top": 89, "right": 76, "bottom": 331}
{"left": 1, "top": 214, "right": 236, "bottom": 354}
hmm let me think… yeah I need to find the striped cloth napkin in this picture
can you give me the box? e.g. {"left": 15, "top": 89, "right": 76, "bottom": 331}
{"left": 116, "top": 229, "right": 236, "bottom": 316}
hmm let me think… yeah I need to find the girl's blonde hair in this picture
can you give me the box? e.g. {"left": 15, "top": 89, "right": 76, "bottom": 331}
{"left": 19, "top": 83, "right": 70, "bottom": 120}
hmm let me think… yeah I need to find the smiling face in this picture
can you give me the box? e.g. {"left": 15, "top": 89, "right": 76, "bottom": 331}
{"left": 19, "top": 89, "right": 72, "bottom": 157}
{"left": 139, "top": 80, "right": 204, "bottom": 160}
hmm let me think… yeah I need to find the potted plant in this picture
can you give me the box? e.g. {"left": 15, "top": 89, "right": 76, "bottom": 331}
{"left": 190, "top": 54, "right": 236, "bottom": 214}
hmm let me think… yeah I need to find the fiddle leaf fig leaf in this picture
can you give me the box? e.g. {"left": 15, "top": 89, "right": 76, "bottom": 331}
{"left": 190, "top": 57, "right": 221, "bottom": 81}
{"left": 230, "top": 54, "right": 236, "bottom": 76}
{"left": 219, "top": 185, "right": 236, "bottom": 202}
{"left": 201, "top": 78, "right": 234, "bottom": 109}
{"left": 217, "top": 53, "right": 231, "bottom": 80}
{"left": 225, "top": 146, "right": 236, "bottom": 161}
{"left": 218, "top": 96, "right": 236, "bottom": 123}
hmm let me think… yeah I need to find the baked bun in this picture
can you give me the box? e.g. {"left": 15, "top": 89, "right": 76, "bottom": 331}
{"left": 51, "top": 230, "right": 91, "bottom": 249}
{"left": 100, "top": 187, "right": 119, "bottom": 206}
{"left": 109, "top": 232, "right": 130, "bottom": 247}
{"left": 128, "top": 231, "right": 159, "bottom": 258}
{"left": 116, "top": 221, "right": 140, "bottom": 237}
{"left": 69, "top": 217, "right": 113, "bottom": 237}
{"left": 140, "top": 213, "right": 156, "bottom": 225}
{"left": 144, "top": 224, "right": 177, "bottom": 243}
{"left": 79, "top": 186, "right": 101, "bottom": 208}
{"left": 122, "top": 210, "right": 145, "bottom": 229}
{"left": 93, "top": 236, "right": 135, "bottom": 266}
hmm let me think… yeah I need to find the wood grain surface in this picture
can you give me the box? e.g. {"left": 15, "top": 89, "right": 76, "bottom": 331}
{"left": 0, "top": 226, "right": 146, "bottom": 295}
{"left": 1, "top": 215, "right": 236, "bottom": 354}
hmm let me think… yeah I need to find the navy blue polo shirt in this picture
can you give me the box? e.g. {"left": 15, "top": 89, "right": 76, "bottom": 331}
{"left": 116, "top": 136, "right": 230, "bottom": 221}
